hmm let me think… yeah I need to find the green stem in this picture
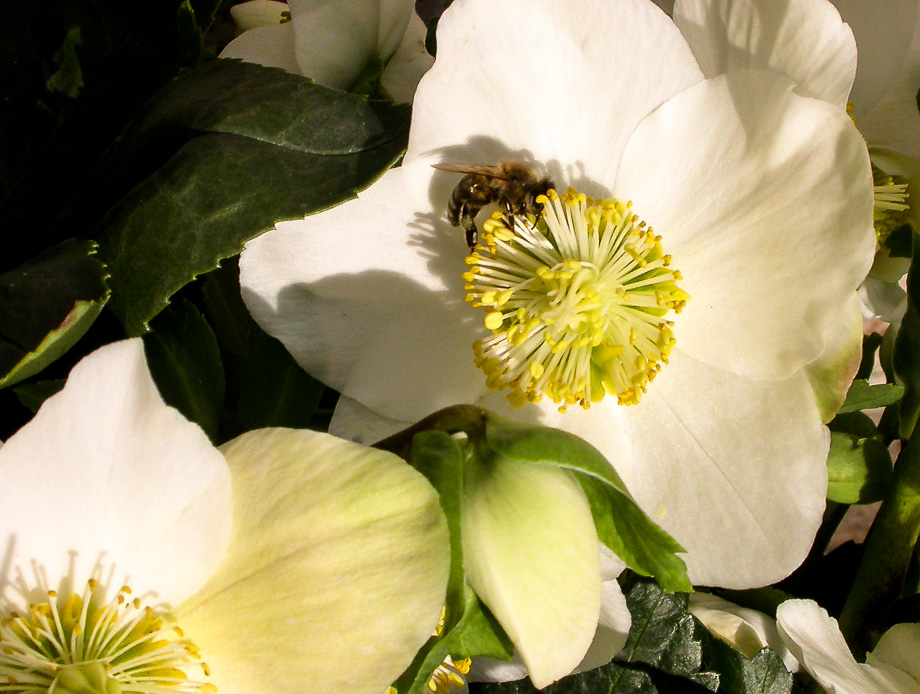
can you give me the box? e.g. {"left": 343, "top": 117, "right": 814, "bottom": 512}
{"left": 373, "top": 404, "right": 487, "bottom": 460}
{"left": 838, "top": 433, "right": 920, "bottom": 655}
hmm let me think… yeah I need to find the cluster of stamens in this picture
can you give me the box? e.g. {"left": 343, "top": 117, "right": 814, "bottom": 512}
{"left": 0, "top": 580, "right": 212, "bottom": 694}
{"left": 873, "top": 165, "right": 910, "bottom": 244}
{"left": 463, "top": 188, "right": 688, "bottom": 411}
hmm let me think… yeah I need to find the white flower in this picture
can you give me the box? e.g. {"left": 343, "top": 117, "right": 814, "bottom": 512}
{"left": 0, "top": 338, "right": 450, "bottom": 694}
{"left": 668, "top": 0, "right": 920, "bottom": 323}
{"left": 220, "top": 0, "right": 433, "bottom": 102}
{"left": 777, "top": 599, "right": 920, "bottom": 693}
{"left": 240, "top": 0, "right": 874, "bottom": 605}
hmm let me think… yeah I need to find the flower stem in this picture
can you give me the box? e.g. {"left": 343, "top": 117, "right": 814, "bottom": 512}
{"left": 373, "top": 404, "right": 487, "bottom": 460}
{"left": 838, "top": 431, "right": 920, "bottom": 655}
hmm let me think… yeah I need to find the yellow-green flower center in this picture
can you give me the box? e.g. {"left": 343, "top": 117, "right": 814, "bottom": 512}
{"left": 873, "top": 165, "right": 910, "bottom": 244}
{"left": 0, "top": 580, "right": 213, "bottom": 694}
{"left": 463, "top": 188, "right": 688, "bottom": 411}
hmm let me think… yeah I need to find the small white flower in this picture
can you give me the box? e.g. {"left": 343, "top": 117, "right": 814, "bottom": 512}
{"left": 221, "top": 0, "right": 433, "bottom": 101}
{"left": 0, "top": 339, "right": 450, "bottom": 694}
{"left": 777, "top": 599, "right": 920, "bottom": 693}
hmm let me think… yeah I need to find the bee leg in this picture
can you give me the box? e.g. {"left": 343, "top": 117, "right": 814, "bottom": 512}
{"left": 460, "top": 210, "right": 478, "bottom": 252}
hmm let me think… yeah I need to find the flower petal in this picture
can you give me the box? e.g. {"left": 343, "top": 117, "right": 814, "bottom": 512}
{"left": 574, "top": 548, "right": 631, "bottom": 673}
{"left": 219, "top": 23, "right": 301, "bottom": 74}
{"left": 868, "top": 623, "right": 920, "bottom": 683}
{"left": 462, "top": 457, "right": 601, "bottom": 687}
{"left": 804, "top": 293, "right": 864, "bottom": 422}
{"left": 380, "top": 12, "right": 433, "bottom": 103}
{"left": 619, "top": 350, "right": 828, "bottom": 588}
{"left": 240, "top": 163, "right": 489, "bottom": 423}
{"left": 673, "top": 0, "right": 856, "bottom": 108}
{"left": 616, "top": 69, "right": 875, "bottom": 380}
{"left": 0, "top": 339, "right": 232, "bottom": 606}
{"left": 777, "top": 599, "right": 911, "bottom": 693}
{"left": 405, "top": 0, "right": 703, "bottom": 189}
{"left": 176, "top": 428, "right": 450, "bottom": 694}
{"left": 229, "top": 0, "right": 291, "bottom": 32}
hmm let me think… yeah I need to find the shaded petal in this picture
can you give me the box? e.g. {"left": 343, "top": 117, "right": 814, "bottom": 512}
{"left": 619, "top": 351, "right": 827, "bottom": 588}
{"left": 673, "top": 0, "right": 856, "bottom": 108}
{"left": 229, "top": 0, "right": 290, "bottom": 32}
{"left": 177, "top": 428, "right": 450, "bottom": 694}
{"left": 462, "top": 458, "right": 601, "bottom": 688}
{"left": 804, "top": 293, "right": 863, "bottom": 422}
{"left": 240, "top": 163, "right": 489, "bottom": 423}
{"left": 574, "top": 548, "right": 630, "bottom": 673}
{"left": 288, "top": 0, "right": 411, "bottom": 90}
{"left": 617, "top": 69, "right": 874, "bottom": 380}
{"left": 690, "top": 593, "right": 798, "bottom": 672}
{"left": 329, "top": 394, "right": 412, "bottom": 444}
{"left": 777, "top": 600, "right": 911, "bottom": 693}
{"left": 869, "top": 623, "right": 920, "bottom": 682}
{"left": 832, "top": 0, "right": 919, "bottom": 119}
{"left": 219, "top": 23, "right": 300, "bottom": 74}
{"left": 380, "top": 12, "right": 434, "bottom": 103}
{"left": 406, "top": 0, "right": 703, "bottom": 191}
{"left": 0, "top": 339, "right": 232, "bottom": 606}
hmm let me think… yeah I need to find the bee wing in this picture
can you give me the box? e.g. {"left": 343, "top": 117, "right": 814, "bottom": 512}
{"left": 431, "top": 163, "right": 512, "bottom": 179}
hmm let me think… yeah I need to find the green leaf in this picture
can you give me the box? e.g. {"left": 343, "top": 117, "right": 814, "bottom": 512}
{"left": 236, "top": 333, "right": 325, "bottom": 432}
{"left": 828, "top": 410, "right": 881, "bottom": 438}
{"left": 0, "top": 240, "right": 109, "bottom": 389}
{"left": 696, "top": 628, "right": 793, "bottom": 694}
{"left": 13, "top": 379, "right": 65, "bottom": 413}
{"left": 394, "top": 431, "right": 514, "bottom": 694}
{"left": 856, "top": 333, "right": 884, "bottom": 381}
{"left": 143, "top": 300, "right": 225, "bottom": 441}
{"left": 484, "top": 416, "right": 691, "bottom": 593}
{"left": 894, "top": 232, "right": 920, "bottom": 438}
{"left": 826, "top": 431, "right": 893, "bottom": 504}
{"left": 838, "top": 379, "right": 905, "bottom": 414}
{"left": 96, "top": 59, "right": 410, "bottom": 334}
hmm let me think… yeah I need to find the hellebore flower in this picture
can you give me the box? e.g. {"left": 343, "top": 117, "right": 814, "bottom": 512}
{"left": 777, "top": 599, "right": 920, "bottom": 693}
{"left": 240, "top": 0, "right": 875, "bottom": 594}
{"left": 221, "top": 0, "right": 433, "bottom": 101}
{"left": 0, "top": 339, "right": 450, "bottom": 694}
{"left": 668, "top": 0, "right": 920, "bottom": 322}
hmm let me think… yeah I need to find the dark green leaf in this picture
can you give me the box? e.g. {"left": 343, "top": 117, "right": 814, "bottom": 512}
{"left": 894, "top": 232, "right": 920, "bottom": 437}
{"left": 143, "top": 300, "right": 224, "bottom": 441}
{"left": 236, "top": 333, "right": 324, "bottom": 432}
{"left": 826, "top": 431, "right": 893, "bottom": 504}
{"left": 828, "top": 411, "right": 880, "bottom": 438}
{"left": 838, "top": 379, "right": 904, "bottom": 414}
{"left": 13, "top": 379, "right": 65, "bottom": 413}
{"left": 96, "top": 59, "right": 410, "bottom": 334}
{"left": 0, "top": 240, "right": 109, "bottom": 388}
{"left": 484, "top": 416, "right": 691, "bottom": 593}
{"left": 884, "top": 223, "right": 913, "bottom": 258}
{"left": 856, "top": 333, "right": 884, "bottom": 381}
{"left": 697, "top": 627, "right": 793, "bottom": 694}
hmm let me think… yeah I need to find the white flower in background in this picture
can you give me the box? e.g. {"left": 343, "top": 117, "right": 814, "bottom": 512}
{"left": 689, "top": 593, "right": 799, "bottom": 672}
{"left": 777, "top": 599, "right": 920, "bottom": 693}
{"left": 0, "top": 339, "right": 450, "bottom": 694}
{"left": 241, "top": 0, "right": 873, "bottom": 630}
{"left": 669, "top": 0, "right": 920, "bottom": 323}
{"left": 221, "top": 0, "right": 433, "bottom": 102}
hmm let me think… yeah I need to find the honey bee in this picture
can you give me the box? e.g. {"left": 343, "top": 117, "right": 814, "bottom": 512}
{"left": 433, "top": 161, "right": 554, "bottom": 252}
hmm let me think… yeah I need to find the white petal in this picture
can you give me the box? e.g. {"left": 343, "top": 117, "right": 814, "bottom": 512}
{"left": 229, "top": 0, "right": 290, "bottom": 32}
{"left": 177, "top": 428, "right": 450, "bottom": 694}
{"left": 777, "top": 599, "right": 909, "bottom": 693}
{"left": 329, "top": 394, "right": 411, "bottom": 444}
{"left": 573, "top": 548, "right": 630, "bottom": 673}
{"left": 462, "top": 458, "right": 601, "bottom": 688}
{"left": 673, "top": 0, "right": 856, "bottom": 108}
{"left": 0, "top": 339, "right": 232, "bottom": 606}
{"left": 804, "top": 293, "right": 864, "bottom": 422}
{"left": 832, "top": 0, "right": 919, "bottom": 117}
{"left": 287, "top": 0, "right": 410, "bottom": 90}
{"left": 240, "top": 163, "right": 489, "bottom": 423}
{"left": 619, "top": 351, "right": 828, "bottom": 588}
{"left": 690, "top": 593, "right": 798, "bottom": 672}
{"left": 617, "top": 70, "right": 875, "bottom": 380}
{"left": 219, "top": 23, "right": 301, "bottom": 74}
{"left": 869, "top": 623, "right": 920, "bottom": 683}
{"left": 380, "top": 12, "right": 433, "bottom": 102}
{"left": 405, "top": 0, "right": 703, "bottom": 190}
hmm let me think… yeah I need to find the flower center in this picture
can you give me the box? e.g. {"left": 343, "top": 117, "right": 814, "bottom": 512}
{"left": 0, "top": 580, "right": 213, "bottom": 694}
{"left": 463, "top": 188, "right": 688, "bottom": 411}
{"left": 873, "top": 165, "right": 910, "bottom": 244}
